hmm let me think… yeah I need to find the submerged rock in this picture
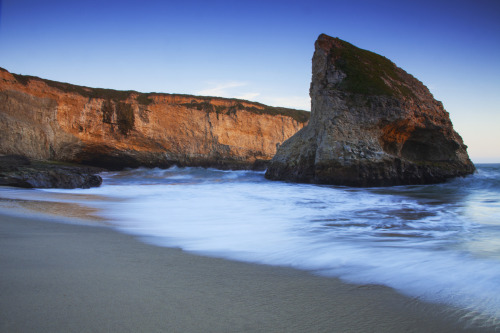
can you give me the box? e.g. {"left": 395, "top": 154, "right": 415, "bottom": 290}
{"left": 266, "top": 34, "right": 475, "bottom": 186}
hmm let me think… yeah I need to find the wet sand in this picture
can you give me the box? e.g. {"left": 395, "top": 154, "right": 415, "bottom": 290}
{"left": 0, "top": 212, "right": 488, "bottom": 332}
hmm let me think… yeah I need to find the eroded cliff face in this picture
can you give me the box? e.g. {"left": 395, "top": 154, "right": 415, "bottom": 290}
{"left": 265, "top": 34, "right": 475, "bottom": 186}
{"left": 0, "top": 68, "right": 309, "bottom": 170}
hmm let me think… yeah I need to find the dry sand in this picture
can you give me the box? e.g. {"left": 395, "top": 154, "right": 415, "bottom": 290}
{"left": 0, "top": 212, "right": 488, "bottom": 332}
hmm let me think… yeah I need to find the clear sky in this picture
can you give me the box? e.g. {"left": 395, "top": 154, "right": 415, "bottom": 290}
{"left": 1, "top": 0, "right": 499, "bottom": 162}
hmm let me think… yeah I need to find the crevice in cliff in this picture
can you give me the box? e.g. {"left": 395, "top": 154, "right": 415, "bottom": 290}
{"left": 100, "top": 100, "right": 135, "bottom": 136}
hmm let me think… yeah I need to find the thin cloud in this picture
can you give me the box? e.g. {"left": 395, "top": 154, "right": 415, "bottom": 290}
{"left": 262, "top": 96, "right": 311, "bottom": 111}
{"left": 197, "top": 82, "right": 310, "bottom": 110}
{"left": 234, "top": 92, "right": 260, "bottom": 100}
{"left": 197, "top": 82, "right": 251, "bottom": 98}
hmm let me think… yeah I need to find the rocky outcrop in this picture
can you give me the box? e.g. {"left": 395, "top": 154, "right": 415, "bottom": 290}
{"left": 266, "top": 34, "right": 475, "bottom": 186}
{"left": 0, "top": 155, "right": 102, "bottom": 189}
{"left": 0, "top": 68, "right": 309, "bottom": 170}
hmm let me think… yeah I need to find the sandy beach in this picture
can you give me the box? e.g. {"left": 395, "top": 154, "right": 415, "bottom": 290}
{"left": 0, "top": 211, "right": 488, "bottom": 332}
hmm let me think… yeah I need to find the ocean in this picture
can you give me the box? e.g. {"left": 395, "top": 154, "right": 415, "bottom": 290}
{"left": 2, "top": 163, "right": 499, "bottom": 326}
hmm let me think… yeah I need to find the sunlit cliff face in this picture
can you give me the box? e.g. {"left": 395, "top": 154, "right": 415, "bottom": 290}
{"left": 0, "top": 68, "right": 308, "bottom": 170}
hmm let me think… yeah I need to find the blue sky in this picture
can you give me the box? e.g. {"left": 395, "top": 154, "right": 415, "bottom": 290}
{"left": 1, "top": 0, "right": 499, "bottom": 162}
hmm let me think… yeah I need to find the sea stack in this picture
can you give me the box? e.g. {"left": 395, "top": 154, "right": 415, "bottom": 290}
{"left": 265, "top": 34, "right": 475, "bottom": 186}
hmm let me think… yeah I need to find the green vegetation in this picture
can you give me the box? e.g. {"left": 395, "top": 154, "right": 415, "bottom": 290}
{"left": 333, "top": 39, "right": 414, "bottom": 99}
{"left": 12, "top": 73, "right": 31, "bottom": 86}
{"left": 7, "top": 69, "right": 309, "bottom": 122}
{"left": 10, "top": 72, "right": 154, "bottom": 106}
{"left": 180, "top": 100, "right": 310, "bottom": 123}
{"left": 181, "top": 100, "right": 217, "bottom": 112}
{"left": 247, "top": 105, "right": 310, "bottom": 123}
{"left": 136, "top": 93, "right": 154, "bottom": 105}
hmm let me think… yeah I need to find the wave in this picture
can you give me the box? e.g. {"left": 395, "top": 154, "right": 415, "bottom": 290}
{"left": 33, "top": 164, "right": 500, "bottom": 327}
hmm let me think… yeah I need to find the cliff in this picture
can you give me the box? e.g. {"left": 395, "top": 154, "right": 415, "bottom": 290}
{"left": 0, "top": 67, "right": 309, "bottom": 170}
{"left": 265, "top": 34, "right": 475, "bottom": 186}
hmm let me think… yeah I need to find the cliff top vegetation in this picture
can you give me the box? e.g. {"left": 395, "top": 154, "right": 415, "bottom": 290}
{"left": 319, "top": 35, "right": 416, "bottom": 99}
{"left": 1, "top": 67, "right": 310, "bottom": 123}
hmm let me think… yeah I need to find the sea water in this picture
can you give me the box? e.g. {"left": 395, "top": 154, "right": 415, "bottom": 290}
{"left": 2, "top": 164, "right": 500, "bottom": 325}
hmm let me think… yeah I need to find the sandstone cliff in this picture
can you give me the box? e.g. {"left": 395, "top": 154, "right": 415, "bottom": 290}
{"left": 266, "top": 34, "right": 475, "bottom": 186}
{"left": 0, "top": 68, "right": 309, "bottom": 170}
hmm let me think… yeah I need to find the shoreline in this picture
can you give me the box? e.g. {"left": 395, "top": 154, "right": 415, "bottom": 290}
{"left": 0, "top": 211, "right": 491, "bottom": 332}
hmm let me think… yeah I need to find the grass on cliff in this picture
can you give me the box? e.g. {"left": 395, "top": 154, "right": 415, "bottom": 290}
{"left": 333, "top": 39, "right": 414, "bottom": 99}
{"left": 6, "top": 68, "right": 309, "bottom": 122}
{"left": 180, "top": 100, "right": 310, "bottom": 123}
{"left": 10, "top": 71, "right": 154, "bottom": 106}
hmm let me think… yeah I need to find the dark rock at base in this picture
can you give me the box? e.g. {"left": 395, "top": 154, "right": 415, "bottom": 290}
{"left": 265, "top": 34, "right": 475, "bottom": 186}
{"left": 74, "top": 147, "right": 269, "bottom": 171}
{"left": 0, "top": 154, "right": 31, "bottom": 171}
{"left": 250, "top": 159, "right": 270, "bottom": 171}
{"left": 0, "top": 155, "right": 103, "bottom": 189}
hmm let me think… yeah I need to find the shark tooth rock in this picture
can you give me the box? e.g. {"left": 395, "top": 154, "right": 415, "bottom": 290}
{"left": 266, "top": 34, "right": 475, "bottom": 186}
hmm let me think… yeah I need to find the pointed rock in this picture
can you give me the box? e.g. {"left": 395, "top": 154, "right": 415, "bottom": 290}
{"left": 265, "top": 34, "right": 475, "bottom": 186}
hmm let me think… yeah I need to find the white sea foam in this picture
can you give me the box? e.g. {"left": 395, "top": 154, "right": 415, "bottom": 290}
{"left": 29, "top": 164, "right": 500, "bottom": 325}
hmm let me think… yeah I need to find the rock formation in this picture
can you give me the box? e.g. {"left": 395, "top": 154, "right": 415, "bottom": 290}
{"left": 266, "top": 34, "right": 475, "bottom": 186}
{"left": 0, "top": 67, "right": 308, "bottom": 171}
{"left": 0, "top": 155, "right": 102, "bottom": 189}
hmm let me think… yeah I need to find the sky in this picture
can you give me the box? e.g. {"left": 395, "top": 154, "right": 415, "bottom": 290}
{"left": 0, "top": 0, "right": 499, "bottom": 163}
